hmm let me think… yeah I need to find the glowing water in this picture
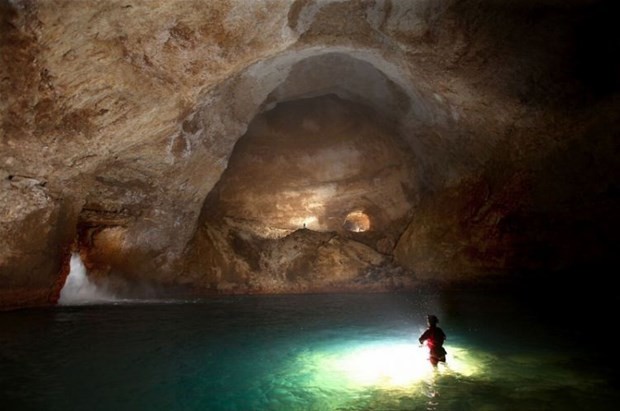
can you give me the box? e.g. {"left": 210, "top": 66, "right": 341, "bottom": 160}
{"left": 58, "top": 253, "right": 115, "bottom": 304}
{"left": 1, "top": 293, "right": 615, "bottom": 410}
{"left": 305, "top": 341, "right": 480, "bottom": 390}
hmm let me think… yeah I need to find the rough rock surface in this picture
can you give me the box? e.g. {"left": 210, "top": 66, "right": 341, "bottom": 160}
{"left": 1, "top": 0, "right": 618, "bottom": 307}
{"left": 181, "top": 95, "right": 416, "bottom": 293}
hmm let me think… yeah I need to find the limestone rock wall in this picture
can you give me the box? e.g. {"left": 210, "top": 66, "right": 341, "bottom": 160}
{"left": 1, "top": 0, "right": 618, "bottom": 307}
{"left": 185, "top": 225, "right": 410, "bottom": 294}
{"left": 0, "top": 173, "right": 78, "bottom": 307}
{"left": 182, "top": 95, "right": 416, "bottom": 292}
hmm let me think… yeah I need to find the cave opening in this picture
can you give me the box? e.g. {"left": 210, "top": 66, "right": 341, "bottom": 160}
{"left": 205, "top": 93, "right": 415, "bottom": 238}
{"left": 180, "top": 51, "right": 428, "bottom": 294}
{"left": 189, "top": 92, "right": 418, "bottom": 293}
{"left": 343, "top": 210, "right": 371, "bottom": 233}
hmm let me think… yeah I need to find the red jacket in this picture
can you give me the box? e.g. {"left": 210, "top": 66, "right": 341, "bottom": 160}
{"left": 419, "top": 326, "right": 446, "bottom": 349}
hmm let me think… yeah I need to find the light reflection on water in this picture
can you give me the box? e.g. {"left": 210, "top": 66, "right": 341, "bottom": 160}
{"left": 0, "top": 292, "right": 616, "bottom": 410}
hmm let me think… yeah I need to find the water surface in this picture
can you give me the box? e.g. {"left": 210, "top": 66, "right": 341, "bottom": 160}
{"left": 0, "top": 291, "right": 616, "bottom": 410}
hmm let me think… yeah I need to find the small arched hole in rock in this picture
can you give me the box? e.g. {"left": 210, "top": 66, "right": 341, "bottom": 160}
{"left": 343, "top": 211, "right": 370, "bottom": 232}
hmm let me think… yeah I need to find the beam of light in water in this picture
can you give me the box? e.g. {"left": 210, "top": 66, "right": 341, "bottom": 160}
{"left": 293, "top": 339, "right": 482, "bottom": 394}
{"left": 58, "top": 253, "right": 116, "bottom": 305}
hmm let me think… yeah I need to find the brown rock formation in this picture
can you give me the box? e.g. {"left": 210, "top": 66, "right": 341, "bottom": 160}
{"left": 1, "top": 0, "right": 618, "bottom": 308}
{"left": 183, "top": 95, "right": 415, "bottom": 293}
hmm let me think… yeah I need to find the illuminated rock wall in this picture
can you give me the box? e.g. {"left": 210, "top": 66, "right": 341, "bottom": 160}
{"left": 1, "top": 0, "right": 618, "bottom": 307}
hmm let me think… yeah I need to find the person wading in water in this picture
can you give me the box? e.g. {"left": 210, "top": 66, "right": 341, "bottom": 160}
{"left": 419, "top": 314, "right": 447, "bottom": 366}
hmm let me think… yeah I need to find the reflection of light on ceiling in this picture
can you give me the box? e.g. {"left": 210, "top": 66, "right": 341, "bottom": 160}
{"left": 283, "top": 186, "right": 338, "bottom": 230}
{"left": 294, "top": 340, "right": 482, "bottom": 393}
{"left": 302, "top": 216, "right": 318, "bottom": 229}
{"left": 288, "top": 216, "right": 318, "bottom": 229}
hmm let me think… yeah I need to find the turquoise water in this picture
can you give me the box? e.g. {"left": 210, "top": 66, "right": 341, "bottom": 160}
{"left": 0, "top": 291, "right": 616, "bottom": 410}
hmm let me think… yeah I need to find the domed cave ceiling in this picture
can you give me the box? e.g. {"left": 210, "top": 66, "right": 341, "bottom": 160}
{"left": 1, "top": 0, "right": 618, "bottom": 308}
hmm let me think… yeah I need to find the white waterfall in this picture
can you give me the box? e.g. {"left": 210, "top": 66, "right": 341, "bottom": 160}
{"left": 58, "top": 253, "right": 115, "bottom": 304}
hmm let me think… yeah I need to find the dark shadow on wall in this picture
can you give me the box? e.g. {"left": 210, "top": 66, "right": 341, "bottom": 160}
{"left": 574, "top": 0, "right": 620, "bottom": 98}
{"left": 441, "top": 0, "right": 620, "bottom": 107}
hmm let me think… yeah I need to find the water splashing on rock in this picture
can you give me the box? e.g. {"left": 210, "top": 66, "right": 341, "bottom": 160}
{"left": 58, "top": 253, "right": 115, "bottom": 304}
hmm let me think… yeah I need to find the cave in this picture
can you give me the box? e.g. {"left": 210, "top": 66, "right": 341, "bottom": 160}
{"left": 188, "top": 92, "right": 419, "bottom": 293}
{"left": 1, "top": 0, "right": 618, "bottom": 409}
